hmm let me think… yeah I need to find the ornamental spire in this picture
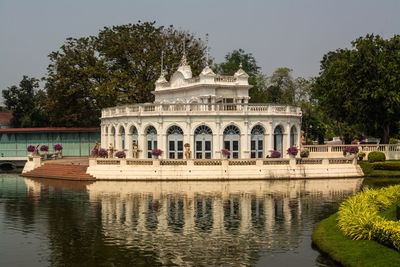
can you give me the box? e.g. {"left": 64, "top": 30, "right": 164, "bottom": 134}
{"left": 180, "top": 38, "right": 187, "bottom": 66}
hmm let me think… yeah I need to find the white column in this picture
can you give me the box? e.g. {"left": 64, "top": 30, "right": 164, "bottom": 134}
{"left": 269, "top": 122, "right": 275, "bottom": 154}
{"left": 140, "top": 133, "right": 146, "bottom": 159}
{"left": 244, "top": 121, "right": 249, "bottom": 159}
{"left": 215, "top": 122, "right": 221, "bottom": 159}
{"left": 127, "top": 133, "right": 133, "bottom": 158}
{"left": 116, "top": 134, "right": 122, "bottom": 151}
{"left": 284, "top": 124, "right": 291, "bottom": 158}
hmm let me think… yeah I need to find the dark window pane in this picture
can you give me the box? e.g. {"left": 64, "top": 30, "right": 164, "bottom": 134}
{"left": 169, "top": 152, "right": 174, "bottom": 158}
{"left": 205, "top": 153, "right": 211, "bottom": 159}
{"left": 251, "top": 140, "right": 255, "bottom": 150}
{"left": 233, "top": 152, "right": 239, "bottom": 159}
{"left": 205, "top": 141, "right": 211, "bottom": 150}
{"left": 196, "top": 141, "right": 202, "bottom": 151}
{"left": 233, "top": 141, "right": 239, "bottom": 151}
{"left": 154, "top": 141, "right": 157, "bottom": 149}
{"left": 258, "top": 141, "right": 263, "bottom": 150}
{"left": 258, "top": 152, "right": 263, "bottom": 158}
{"left": 251, "top": 152, "right": 255, "bottom": 158}
{"left": 224, "top": 141, "right": 230, "bottom": 150}
{"left": 169, "top": 141, "right": 175, "bottom": 151}
{"left": 177, "top": 152, "right": 183, "bottom": 159}
{"left": 178, "top": 141, "right": 183, "bottom": 151}
{"left": 196, "top": 153, "right": 202, "bottom": 159}
{"left": 148, "top": 141, "right": 152, "bottom": 150}
{"left": 148, "top": 152, "right": 151, "bottom": 158}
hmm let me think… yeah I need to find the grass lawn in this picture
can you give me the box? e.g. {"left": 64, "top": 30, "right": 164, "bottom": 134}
{"left": 312, "top": 212, "right": 400, "bottom": 267}
{"left": 359, "top": 161, "right": 400, "bottom": 177}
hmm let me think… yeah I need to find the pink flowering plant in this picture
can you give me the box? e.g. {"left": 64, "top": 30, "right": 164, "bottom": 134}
{"left": 150, "top": 149, "right": 163, "bottom": 156}
{"left": 40, "top": 145, "right": 49, "bottom": 152}
{"left": 221, "top": 148, "right": 231, "bottom": 157}
{"left": 271, "top": 150, "right": 281, "bottom": 158}
{"left": 98, "top": 148, "right": 108, "bottom": 158}
{"left": 343, "top": 146, "right": 359, "bottom": 154}
{"left": 115, "top": 151, "right": 126, "bottom": 158}
{"left": 27, "top": 145, "right": 35, "bottom": 152}
{"left": 53, "top": 144, "right": 63, "bottom": 151}
{"left": 287, "top": 146, "right": 298, "bottom": 156}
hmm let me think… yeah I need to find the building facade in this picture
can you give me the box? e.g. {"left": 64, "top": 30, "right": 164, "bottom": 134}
{"left": 101, "top": 55, "right": 302, "bottom": 159}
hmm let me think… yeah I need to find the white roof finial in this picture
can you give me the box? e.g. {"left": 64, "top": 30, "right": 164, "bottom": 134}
{"left": 239, "top": 62, "right": 243, "bottom": 69}
{"left": 180, "top": 38, "right": 188, "bottom": 66}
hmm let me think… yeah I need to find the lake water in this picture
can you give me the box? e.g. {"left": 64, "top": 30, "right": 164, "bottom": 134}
{"left": 0, "top": 174, "right": 367, "bottom": 266}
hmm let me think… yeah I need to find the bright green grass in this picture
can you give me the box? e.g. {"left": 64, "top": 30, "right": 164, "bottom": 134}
{"left": 359, "top": 161, "right": 400, "bottom": 177}
{"left": 312, "top": 213, "right": 400, "bottom": 267}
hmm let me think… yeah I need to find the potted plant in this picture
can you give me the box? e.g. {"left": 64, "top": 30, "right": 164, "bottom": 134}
{"left": 221, "top": 148, "right": 231, "bottom": 158}
{"left": 357, "top": 152, "right": 366, "bottom": 161}
{"left": 27, "top": 145, "right": 35, "bottom": 156}
{"left": 115, "top": 151, "right": 126, "bottom": 158}
{"left": 150, "top": 149, "right": 163, "bottom": 159}
{"left": 271, "top": 150, "right": 281, "bottom": 158}
{"left": 40, "top": 145, "right": 49, "bottom": 159}
{"left": 300, "top": 148, "right": 310, "bottom": 158}
{"left": 98, "top": 148, "right": 108, "bottom": 158}
{"left": 343, "top": 146, "right": 359, "bottom": 159}
{"left": 287, "top": 146, "right": 298, "bottom": 158}
{"left": 53, "top": 144, "right": 63, "bottom": 159}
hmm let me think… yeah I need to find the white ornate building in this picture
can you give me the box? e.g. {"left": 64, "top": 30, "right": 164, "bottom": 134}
{"left": 101, "top": 55, "right": 302, "bottom": 159}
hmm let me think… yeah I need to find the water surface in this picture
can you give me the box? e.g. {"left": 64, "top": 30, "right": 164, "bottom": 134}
{"left": 1, "top": 175, "right": 366, "bottom": 266}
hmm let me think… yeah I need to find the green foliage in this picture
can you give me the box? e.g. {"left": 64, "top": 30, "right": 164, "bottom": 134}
{"left": 313, "top": 34, "right": 400, "bottom": 144}
{"left": 313, "top": 213, "right": 400, "bottom": 267}
{"left": 2, "top": 75, "right": 49, "bottom": 127}
{"left": 337, "top": 185, "right": 400, "bottom": 250}
{"left": 300, "top": 148, "right": 310, "bottom": 158}
{"left": 358, "top": 152, "right": 366, "bottom": 159}
{"left": 368, "top": 151, "right": 386, "bottom": 163}
{"left": 45, "top": 21, "right": 208, "bottom": 126}
{"left": 372, "top": 162, "right": 400, "bottom": 171}
{"left": 389, "top": 138, "right": 399, "bottom": 144}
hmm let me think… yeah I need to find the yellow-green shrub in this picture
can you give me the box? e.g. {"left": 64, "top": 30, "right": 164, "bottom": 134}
{"left": 337, "top": 185, "right": 400, "bottom": 250}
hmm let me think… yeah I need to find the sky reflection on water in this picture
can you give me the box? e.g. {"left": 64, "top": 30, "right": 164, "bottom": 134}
{"left": 1, "top": 175, "right": 363, "bottom": 266}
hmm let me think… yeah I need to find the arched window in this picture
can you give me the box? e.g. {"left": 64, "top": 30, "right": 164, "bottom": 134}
{"left": 290, "top": 126, "right": 297, "bottom": 147}
{"left": 251, "top": 125, "right": 264, "bottom": 158}
{"left": 274, "top": 126, "right": 283, "bottom": 157}
{"left": 194, "top": 125, "right": 213, "bottom": 159}
{"left": 119, "top": 126, "right": 125, "bottom": 150}
{"left": 146, "top": 126, "right": 157, "bottom": 158}
{"left": 130, "top": 125, "right": 138, "bottom": 156}
{"left": 167, "top": 126, "right": 184, "bottom": 159}
{"left": 223, "top": 125, "right": 240, "bottom": 159}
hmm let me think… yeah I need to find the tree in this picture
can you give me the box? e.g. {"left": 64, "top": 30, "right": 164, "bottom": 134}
{"left": 45, "top": 21, "right": 208, "bottom": 127}
{"left": 213, "top": 49, "right": 262, "bottom": 102}
{"left": 313, "top": 34, "right": 400, "bottom": 143}
{"left": 2, "top": 75, "right": 49, "bottom": 127}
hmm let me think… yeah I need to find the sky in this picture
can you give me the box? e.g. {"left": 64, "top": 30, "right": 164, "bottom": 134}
{"left": 0, "top": 0, "right": 399, "bottom": 104}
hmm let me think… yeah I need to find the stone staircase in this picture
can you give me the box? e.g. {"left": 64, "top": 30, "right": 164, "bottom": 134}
{"left": 22, "top": 164, "right": 95, "bottom": 181}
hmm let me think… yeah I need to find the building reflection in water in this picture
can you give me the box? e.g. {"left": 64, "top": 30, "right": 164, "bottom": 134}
{"left": 24, "top": 178, "right": 363, "bottom": 266}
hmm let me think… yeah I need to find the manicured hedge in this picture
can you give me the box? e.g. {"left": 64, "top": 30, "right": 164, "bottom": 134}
{"left": 372, "top": 161, "right": 400, "bottom": 170}
{"left": 368, "top": 151, "right": 386, "bottom": 163}
{"left": 337, "top": 185, "right": 400, "bottom": 250}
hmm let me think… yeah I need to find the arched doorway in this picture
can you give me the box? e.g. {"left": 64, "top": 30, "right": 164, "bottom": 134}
{"left": 251, "top": 125, "right": 264, "bottom": 158}
{"left": 290, "top": 126, "right": 297, "bottom": 147}
{"left": 274, "top": 125, "right": 283, "bottom": 157}
{"left": 119, "top": 126, "right": 125, "bottom": 151}
{"left": 223, "top": 125, "right": 240, "bottom": 159}
{"left": 167, "top": 126, "right": 184, "bottom": 159}
{"left": 194, "top": 125, "right": 212, "bottom": 159}
{"left": 130, "top": 125, "right": 138, "bottom": 157}
{"left": 146, "top": 126, "right": 157, "bottom": 158}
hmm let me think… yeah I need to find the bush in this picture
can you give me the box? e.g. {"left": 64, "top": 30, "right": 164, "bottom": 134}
{"left": 368, "top": 151, "right": 386, "bottom": 163}
{"left": 115, "top": 151, "right": 126, "bottom": 158}
{"left": 300, "top": 148, "right": 310, "bottom": 158}
{"left": 40, "top": 145, "right": 49, "bottom": 152}
{"left": 372, "top": 162, "right": 400, "bottom": 170}
{"left": 343, "top": 146, "right": 359, "bottom": 154}
{"left": 389, "top": 138, "right": 399, "bottom": 144}
{"left": 53, "top": 144, "right": 63, "bottom": 151}
{"left": 357, "top": 152, "right": 366, "bottom": 159}
{"left": 27, "top": 145, "right": 35, "bottom": 152}
{"left": 98, "top": 148, "right": 108, "bottom": 158}
{"left": 337, "top": 185, "right": 400, "bottom": 251}
{"left": 287, "top": 146, "right": 298, "bottom": 156}
{"left": 270, "top": 150, "right": 281, "bottom": 158}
